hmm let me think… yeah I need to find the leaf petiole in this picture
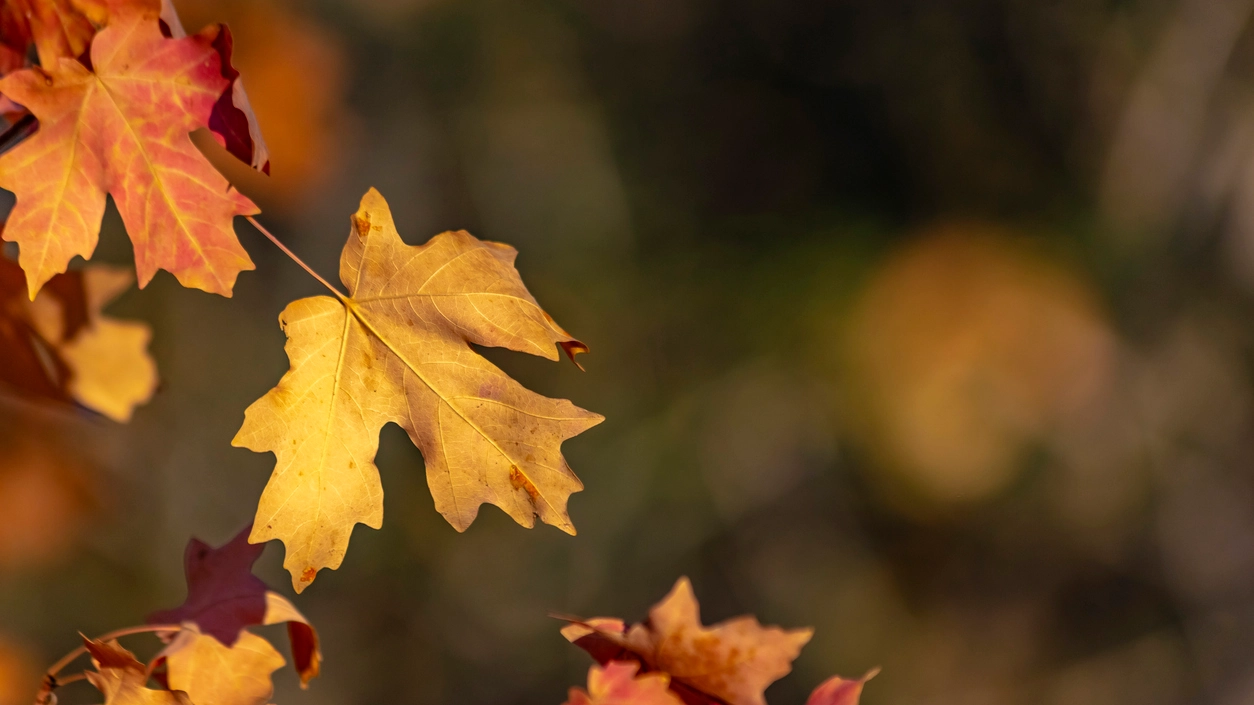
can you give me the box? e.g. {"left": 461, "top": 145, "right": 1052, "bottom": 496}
{"left": 246, "top": 216, "right": 347, "bottom": 299}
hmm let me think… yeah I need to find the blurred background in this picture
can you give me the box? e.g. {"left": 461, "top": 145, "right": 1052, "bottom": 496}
{"left": 4, "top": 0, "right": 1254, "bottom": 703}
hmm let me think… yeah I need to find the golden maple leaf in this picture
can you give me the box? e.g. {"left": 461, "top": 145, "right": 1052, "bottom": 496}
{"left": 234, "top": 188, "right": 603, "bottom": 591}
{"left": 561, "top": 578, "right": 813, "bottom": 705}
{"left": 160, "top": 626, "right": 284, "bottom": 705}
{"left": 82, "top": 638, "right": 190, "bottom": 705}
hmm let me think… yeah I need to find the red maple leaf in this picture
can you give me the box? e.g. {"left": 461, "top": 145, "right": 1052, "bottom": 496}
{"left": 147, "top": 523, "right": 266, "bottom": 646}
{"left": 0, "top": 9, "right": 258, "bottom": 299}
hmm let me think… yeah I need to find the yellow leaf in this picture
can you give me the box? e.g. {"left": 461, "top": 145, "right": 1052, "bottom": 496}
{"left": 37, "top": 265, "right": 157, "bottom": 422}
{"left": 162, "top": 626, "right": 284, "bottom": 705}
{"left": 234, "top": 188, "right": 603, "bottom": 591}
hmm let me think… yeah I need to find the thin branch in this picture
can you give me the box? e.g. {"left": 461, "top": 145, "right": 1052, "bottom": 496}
{"left": 246, "top": 216, "right": 346, "bottom": 299}
{"left": 51, "top": 673, "right": 87, "bottom": 688}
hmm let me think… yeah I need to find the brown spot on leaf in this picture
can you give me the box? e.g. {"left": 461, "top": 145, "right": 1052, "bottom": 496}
{"left": 352, "top": 214, "right": 371, "bottom": 240}
{"left": 300, "top": 567, "right": 316, "bottom": 583}
{"left": 508, "top": 465, "right": 541, "bottom": 505}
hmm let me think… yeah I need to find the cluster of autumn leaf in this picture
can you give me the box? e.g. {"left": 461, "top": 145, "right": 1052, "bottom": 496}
{"left": 0, "top": 1, "right": 873, "bottom": 704}
{"left": 39, "top": 526, "right": 871, "bottom": 705}
{"left": 36, "top": 526, "right": 317, "bottom": 705}
{"left": 0, "top": 0, "right": 601, "bottom": 589}
{"left": 559, "top": 579, "right": 875, "bottom": 705}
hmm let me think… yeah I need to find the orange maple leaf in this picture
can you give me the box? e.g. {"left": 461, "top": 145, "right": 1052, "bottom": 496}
{"left": 564, "top": 661, "right": 685, "bottom": 705}
{"left": 561, "top": 578, "right": 813, "bottom": 705}
{"left": 0, "top": 10, "right": 257, "bottom": 299}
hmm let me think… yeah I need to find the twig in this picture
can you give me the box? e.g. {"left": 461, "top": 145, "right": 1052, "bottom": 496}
{"left": 50, "top": 673, "right": 86, "bottom": 688}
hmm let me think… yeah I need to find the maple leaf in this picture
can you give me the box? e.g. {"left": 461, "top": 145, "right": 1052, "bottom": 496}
{"left": 803, "top": 670, "right": 877, "bottom": 705}
{"left": 148, "top": 524, "right": 268, "bottom": 645}
{"left": 0, "top": 10, "right": 258, "bottom": 299}
{"left": 564, "top": 661, "right": 685, "bottom": 705}
{"left": 0, "top": 255, "right": 156, "bottom": 421}
{"left": 82, "top": 637, "right": 190, "bottom": 705}
{"left": 561, "top": 578, "right": 813, "bottom": 705}
{"left": 233, "top": 188, "right": 603, "bottom": 592}
{"left": 62, "top": 0, "right": 269, "bottom": 173}
{"left": 148, "top": 525, "right": 322, "bottom": 686}
{"left": 159, "top": 626, "right": 283, "bottom": 705}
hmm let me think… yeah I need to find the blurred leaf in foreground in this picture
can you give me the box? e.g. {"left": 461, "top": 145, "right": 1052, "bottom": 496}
{"left": 0, "top": 257, "right": 156, "bottom": 421}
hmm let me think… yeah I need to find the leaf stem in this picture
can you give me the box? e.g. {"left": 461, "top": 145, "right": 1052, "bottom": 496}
{"left": 246, "top": 216, "right": 346, "bottom": 299}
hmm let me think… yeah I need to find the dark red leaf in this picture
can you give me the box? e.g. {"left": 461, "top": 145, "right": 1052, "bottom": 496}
{"left": 147, "top": 524, "right": 268, "bottom": 646}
